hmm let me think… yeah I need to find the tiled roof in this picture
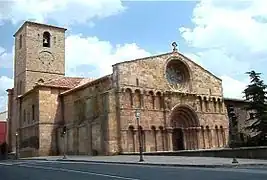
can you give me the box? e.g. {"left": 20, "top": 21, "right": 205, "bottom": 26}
{"left": 60, "top": 74, "right": 111, "bottom": 96}
{"left": 41, "top": 77, "right": 94, "bottom": 89}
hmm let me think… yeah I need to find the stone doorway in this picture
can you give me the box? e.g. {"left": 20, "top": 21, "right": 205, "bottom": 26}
{"left": 170, "top": 105, "right": 200, "bottom": 150}
{"left": 172, "top": 128, "right": 184, "bottom": 150}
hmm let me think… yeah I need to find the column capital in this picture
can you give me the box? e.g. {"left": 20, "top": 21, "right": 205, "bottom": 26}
{"left": 165, "top": 127, "right": 174, "bottom": 133}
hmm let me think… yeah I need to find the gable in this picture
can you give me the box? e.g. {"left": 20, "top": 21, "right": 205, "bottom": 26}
{"left": 113, "top": 51, "right": 223, "bottom": 96}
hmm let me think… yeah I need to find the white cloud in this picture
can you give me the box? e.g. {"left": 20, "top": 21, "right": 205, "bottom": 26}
{"left": 180, "top": 0, "right": 267, "bottom": 98}
{"left": 0, "top": 46, "right": 14, "bottom": 68}
{"left": 221, "top": 75, "right": 248, "bottom": 99}
{"left": 65, "top": 34, "right": 151, "bottom": 77}
{"left": 0, "top": 76, "right": 13, "bottom": 112}
{"left": 0, "top": 0, "right": 125, "bottom": 26}
{"left": 0, "top": 34, "right": 151, "bottom": 111}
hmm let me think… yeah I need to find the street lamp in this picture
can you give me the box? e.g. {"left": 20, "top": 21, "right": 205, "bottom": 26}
{"left": 135, "top": 109, "right": 144, "bottom": 162}
{"left": 15, "top": 131, "right": 18, "bottom": 160}
{"left": 228, "top": 105, "right": 238, "bottom": 164}
{"left": 61, "top": 126, "right": 67, "bottom": 159}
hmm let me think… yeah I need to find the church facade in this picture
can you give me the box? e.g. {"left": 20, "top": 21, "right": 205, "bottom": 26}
{"left": 7, "top": 21, "right": 239, "bottom": 157}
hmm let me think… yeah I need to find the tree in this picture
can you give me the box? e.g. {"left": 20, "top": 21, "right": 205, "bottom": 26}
{"left": 243, "top": 70, "right": 267, "bottom": 145}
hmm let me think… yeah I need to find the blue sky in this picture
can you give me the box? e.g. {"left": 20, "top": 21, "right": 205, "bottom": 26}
{"left": 1, "top": 0, "right": 267, "bottom": 112}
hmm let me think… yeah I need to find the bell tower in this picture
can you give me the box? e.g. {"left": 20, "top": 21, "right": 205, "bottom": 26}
{"left": 13, "top": 21, "right": 67, "bottom": 95}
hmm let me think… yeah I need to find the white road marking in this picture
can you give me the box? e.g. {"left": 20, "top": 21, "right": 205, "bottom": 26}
{"left": 10, "top": 160, "right": 267, "bottom": 175}
{"left": 0, "top": 162, "right": 24, "bottom": 166}
{"left": 0, "top": 162, "right": 13, "bottom": 166}
{"left": 17, "top": 164, "right": 141, "bottom": 180}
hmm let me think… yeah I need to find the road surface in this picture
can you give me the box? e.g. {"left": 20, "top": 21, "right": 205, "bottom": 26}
{"left": 1, "top": 160, "right": 267, "bottom": 180}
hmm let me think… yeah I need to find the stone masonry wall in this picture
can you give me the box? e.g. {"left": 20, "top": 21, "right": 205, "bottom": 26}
{"left": 18, "top": 89, "right": 39, "bottom": 157}
{"left": 14, "top": 22, "right": 65, "bottom": 94}
{"left": 12, "top": 21, "right": 66, "bottom": 157}
{"left": 24, "top": 23, "right": 65, "bottom": 92}
{"left": 60, "top": 78, "right": 113, "bottom": 155}
{"left": 25, "top": 23, "right": 65, "bottom": 75}
{"left": 113, "top": 52, "right": 229, "bottom": 152}
{"left": 38, "top": 87, "right": 65, "bottom": 156}
{"left": 114, "top": 52, "right": 223, "bottom": 96}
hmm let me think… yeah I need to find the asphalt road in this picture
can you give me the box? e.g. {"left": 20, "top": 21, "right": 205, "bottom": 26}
{"left": 1, "top": 160, "right": 267, "bottom": 180}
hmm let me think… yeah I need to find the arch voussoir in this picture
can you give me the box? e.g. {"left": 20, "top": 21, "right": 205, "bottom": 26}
{"left": 170, "top": 104, "right": 200, "bottom": 151}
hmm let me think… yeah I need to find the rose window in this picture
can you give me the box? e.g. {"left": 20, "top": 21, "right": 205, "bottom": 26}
{"left": 165, "top": 59, "right": 190, "bottom": 89}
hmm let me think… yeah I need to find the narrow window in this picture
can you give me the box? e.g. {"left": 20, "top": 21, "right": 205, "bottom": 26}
{"left": 43, "top": 31, "right": 51, "bottom": 47}
{"left": 136, "top": 78, "right": 139, "bottom": 86}
{"left": 32, "top": 105, "right": 35, "bottom": 121}
{"left": 23, "top": 110, "right": 26, "bottom": 123}
{"left": 27, "top": 111, "right": 30, "bottom": 124}
{"left": 53, "top": 36, "right": 56, "bottom": 45}
{"left": 16, "top": 82, "right": 19, "bottom": 95}
{"left": 19, "top": 80, "right": 22, "bottom": 95}
{"left": 19, "top": 34, "right": 22, "bottom": 49}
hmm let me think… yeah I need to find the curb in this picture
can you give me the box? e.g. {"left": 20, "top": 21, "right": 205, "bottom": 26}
{"left": 22, "top": 158, "right": 267, "bottom": 168}
{"left": 20, "top": 158, "right": 49, "bottom": 161}
{"left": 55, "top": 159, "right": 230, "bottom": 168}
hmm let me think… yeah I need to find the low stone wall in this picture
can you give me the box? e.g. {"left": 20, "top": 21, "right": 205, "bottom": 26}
{"left": 19, "top": 148, "right": 39, "bottom": 158}
{"left": 120, "top": 146, "right": 267, "bottom": 160}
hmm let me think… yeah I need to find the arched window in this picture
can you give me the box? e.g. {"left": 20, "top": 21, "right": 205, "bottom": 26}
{"left": 128, "top": 126, "right": 135, "bottom": 152}
{"left": 215, "top": 125, "right": 220, "bottom": 147}
{"left": 148, "top": 91, "right": 154, "bottom": 109}
{"left": 133, "top": 89, "right": 141, "bottom": 108}
{"left": 136, "top": 78, "right": 139, "bottom": 86}
{"left": 206, "top": 126, "right": 212, "bottom": 148}
{"left": 43, "top": 31, "right": 51, "bottom": 47}
{"left": 124, "top": 88, "right": 132, "bottom": 108}
{"left": 139, "top": 126, "right": 146, "bottom": 152}
{"left": 151, "top": 126, "right": 157, "bottom": 151}
{"left": 201, "top": 126, "right": 205, "bottom": 149}
{"left": 155, "top": 92, "right": 162, "bottom": 109}
{"left": 159, "top": 126, "right": 164, "bottom": 151}
{"left": 220, "top": 125, "right": 226, "bottom": 146}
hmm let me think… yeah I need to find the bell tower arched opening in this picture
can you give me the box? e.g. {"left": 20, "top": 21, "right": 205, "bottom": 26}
{"left": 170, "top": 105, "right": 200, "bottom": 151}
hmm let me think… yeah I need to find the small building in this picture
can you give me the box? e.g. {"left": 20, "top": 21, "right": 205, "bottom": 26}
{"left": 0, "top": 111, "right": 7, "bottom": 145}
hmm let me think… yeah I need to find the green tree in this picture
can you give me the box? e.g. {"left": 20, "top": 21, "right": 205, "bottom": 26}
{"left": 243, "top": 70, "right": 267, "bottom": 145}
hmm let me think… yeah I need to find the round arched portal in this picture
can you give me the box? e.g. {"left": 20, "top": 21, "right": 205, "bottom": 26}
{"left": 170, "top": 105, "right": 200, "bottom": 151}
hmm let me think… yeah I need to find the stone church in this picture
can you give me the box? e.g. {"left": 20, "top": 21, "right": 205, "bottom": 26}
{"left": 6, "top": 21, "right": 247, "bottom": 157}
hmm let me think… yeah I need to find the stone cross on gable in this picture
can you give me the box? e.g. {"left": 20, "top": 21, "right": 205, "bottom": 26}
{"left": 172, "top": 41, "right": 178, "bottom": 52}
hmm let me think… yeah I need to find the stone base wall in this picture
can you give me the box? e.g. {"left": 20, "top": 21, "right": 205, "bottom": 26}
{"left": 18, "top": 147, "right": 39, "bottom": 158}
{"left": 39, "top": 124, "right": 58, "bottom": 156}
{"left": 121, "top": 146, "right": 267, "bottom": 160}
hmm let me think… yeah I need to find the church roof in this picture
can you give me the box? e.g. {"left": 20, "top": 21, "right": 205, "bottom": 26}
{"left": 60, "top": 74, "right": 111, "bottom": 96}
{"left": 41, "top": 77, "right": 92, "bottom": 89}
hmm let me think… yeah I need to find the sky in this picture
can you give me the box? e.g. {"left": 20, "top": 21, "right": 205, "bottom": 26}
{"left": 0, "top": 0, "right": 267, "bottom": 112}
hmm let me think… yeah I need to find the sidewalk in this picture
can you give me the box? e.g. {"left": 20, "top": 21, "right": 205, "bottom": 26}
{"left": 21, "top": 155, "right": 267, "bottom": 168}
